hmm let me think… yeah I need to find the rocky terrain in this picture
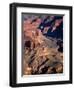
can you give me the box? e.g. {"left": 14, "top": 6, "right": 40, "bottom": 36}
{"left": 22, "top": 14, "right": 63, "bottom": 75}
{"left": 23, "top": 36, "right": 63, "bottom": 75}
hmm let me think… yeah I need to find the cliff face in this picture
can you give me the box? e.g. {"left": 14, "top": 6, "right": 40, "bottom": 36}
{"left": 22, "top": 15, "right": 63, "bottom": 75}
{"left": 23, "top": 35, "right": 63, "bottom": 75}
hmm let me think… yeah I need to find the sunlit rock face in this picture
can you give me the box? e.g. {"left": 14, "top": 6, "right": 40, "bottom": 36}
{"left": 22, "top": 14, "right": 63, "bottom": 75}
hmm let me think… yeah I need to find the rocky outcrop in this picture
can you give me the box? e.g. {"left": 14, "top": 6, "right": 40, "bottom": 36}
{"left": 23, "top": 36, "right": 63, "bottom": 75}
{"left": 22, "top": 15, "right": 63, "bottom": 75}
